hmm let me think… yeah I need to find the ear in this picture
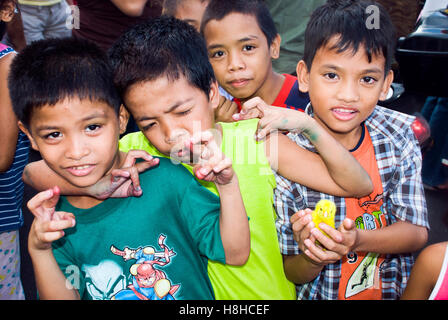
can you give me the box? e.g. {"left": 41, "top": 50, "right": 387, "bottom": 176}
{"left": 378, "top": 70, "right": 394, "bottom": 101}
{"left": 118, "top": 104, "right": 130, "bottom": 135}
{"left": 209, "top": 80, "right": 220, "bottom": 111}
{"left": 270, "top": 34, "right": 281, "bottom": 60}
{"left": 18, "top": 121, "right": 39, "bottom": 151}
{"left": 296, "top": 60, "right": 310, "bottom": 93}
{"left": 0, "top": 1, "right": 15, "bottom": 23}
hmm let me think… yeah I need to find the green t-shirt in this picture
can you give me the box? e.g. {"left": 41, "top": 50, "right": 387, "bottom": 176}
{"left": 52, "top": 158, "right": 225, "bottom": 300}
{"left": 119, "top": 119, "right": 296, "bottom": 299}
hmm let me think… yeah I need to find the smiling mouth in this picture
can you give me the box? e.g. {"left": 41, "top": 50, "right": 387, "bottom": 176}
{"left": 66, "top": 164, "right": 95, "bottom": 177}
{"left": 331, "top": 107, "right": 358, "bottom": 121}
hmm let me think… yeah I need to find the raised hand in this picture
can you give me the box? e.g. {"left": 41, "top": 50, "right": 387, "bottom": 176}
{"left": 215, "top": 95, "right": 239, "bottom": 123}
{"left": 27, "top": 186, "right": 76, "bottom": 251}
{"left": 188, "top": 130, "right": 234, "bottom": 185}
{"left": 290, "top": 209, "right": 355, "bottom": 266}
{"left": 232, "top": 97, "right": 310, "bottom": 140}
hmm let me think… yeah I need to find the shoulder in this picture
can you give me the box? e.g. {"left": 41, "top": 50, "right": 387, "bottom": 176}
{"left": 219, "top": 118, "right": 259, "bottom": 132}
{"left": 416, "top": 242, "right": 448, "bottom": 280}
{"left": 419, "top": 242, "right": 448, "bottom": 263}
{"left": 366, "top": 106, "right": 415, "bottom": 139}
{"left": 366, "top": 106, "right": 420, "bottom": 155}
{"left": 119, "top": 131, "right": 163, "bottom": 157}
{"left": 119, "top": 131, "right": 147, "bottom": 150}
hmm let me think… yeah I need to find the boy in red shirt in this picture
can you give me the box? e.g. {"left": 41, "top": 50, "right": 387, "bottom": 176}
{"left": 200, "top": 0, "right": 309, "bottom": 113}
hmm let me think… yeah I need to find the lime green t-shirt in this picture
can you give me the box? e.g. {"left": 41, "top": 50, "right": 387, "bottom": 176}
{"left": 119, "top": 119, "right": 296, "bottom": 299}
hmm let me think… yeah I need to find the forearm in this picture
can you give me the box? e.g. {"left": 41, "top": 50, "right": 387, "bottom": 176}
{"left": 283, "top": 254, "right": 323, "bottom": 285}
{"left": 354, "top": 220, "right": 428, "bottom": 254}
{"left": 216, "top": 176, "right": 250, "bottom": 266}
{"left": 23, "top": 161, "right": 88, "bottom": 195}
{"left": 274, "top": 133, "right": 372, "bottom": 198}
{"left": 0, "top": 53, "right": 18, "bottom": 171}
{"left": 24, "top": 160, "right": 111, "bottom": 198}
{"left": 29, "top": 248, "right": 79, "bottom": 300}
{"left": 301, "top": 118, "right": 372, "bottom": 196}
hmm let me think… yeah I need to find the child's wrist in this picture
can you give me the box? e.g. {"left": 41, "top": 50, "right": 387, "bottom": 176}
{"left": 299, "top": 117, "right": 320, "bottom": 143}
{"left": 215, "top": 174, "right": 239, "bottom": 192}
{"left": 350, "top": 228, "right": 362, "bottom": 252}
{"left": 29, "top": 243, "right": 53, "bottom": 257}
{"left": 302, "top": 253, "right": 326, "bottom": 270}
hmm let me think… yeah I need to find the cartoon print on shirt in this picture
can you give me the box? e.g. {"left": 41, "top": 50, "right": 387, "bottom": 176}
{"left": 345, "top": 193, "right": 386, "bottom": 298}
{"left": 110, "top": 234, "right": 180, "bottom": 300}
{"left": 82, "top": 260, "right": 126, "bottom": 300}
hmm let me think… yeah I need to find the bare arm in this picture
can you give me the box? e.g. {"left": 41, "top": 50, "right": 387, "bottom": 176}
{"left": 110, "top": 0, "right": 149, "bottom": 16}
{"left": 23, "top": 151, "right": 159, "bottom": 198}
{"left": 0, "top": 53, "right": 18, "bottom": 171}
{"left": 27, "top": 187, "right": 80, "bottom": 299}
{"left": 190, "top": 131, "right": 249, "bottom": 266}
{"left": 269, "top": 129, "right": 372, "bottom": 198}
{"left": 216, "top": 175, "right": 249, "bottom": 265}
{"left": 283, "top": 254, "right": 324, "bottom": 285}
{"left": 30, "top": 246, "right": 80, "bottom": 300}
{"left": 354, "top": 220, "right": 427, "bottom": 254}
{"left": 235, "top": 97, "right": 373, "bottom": 198}
{"left": 401, "top": 242, "right": 447, "bottom": 300}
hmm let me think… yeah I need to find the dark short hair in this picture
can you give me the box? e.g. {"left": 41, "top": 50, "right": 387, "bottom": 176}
{"left": 9, "top": 37, "right": 122, "bottom": 129}
{"left": 303, "top": 0, "right": 396, "bottom": 74}
{"left": 109, "top": 15, "right": 215, "bottom": 98}
{"left": 200, "top": 0, "right": 277, "bottom": 46}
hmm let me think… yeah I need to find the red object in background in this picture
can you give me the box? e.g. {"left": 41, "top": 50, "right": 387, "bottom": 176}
{"left": 411, "top": 113, "right": 431, "bottom": 147}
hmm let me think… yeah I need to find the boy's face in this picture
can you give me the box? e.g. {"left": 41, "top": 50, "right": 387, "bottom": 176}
{"left": 174, "top": 0, "right": 209, "bottom": 31}
{"left": 123, "top": 75, "right": 219, "bottom": 164}
{"left": 203, "top": 12, "right": 280, "bottom": 101}
{"left": 297, "top": 36, "right": 393, "bottom": 145}
{"left": 20, "top": 98, "right": 127, "bottom": 188}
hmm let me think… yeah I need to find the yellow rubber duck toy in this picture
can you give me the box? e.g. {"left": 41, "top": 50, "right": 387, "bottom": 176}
{"left": 312, "top": 199, "right": 336, "bottom": 238}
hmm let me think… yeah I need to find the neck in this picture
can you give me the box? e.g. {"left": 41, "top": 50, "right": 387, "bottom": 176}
{"left": 66, "top": 195, "right": 103, "bottom": 209}
{"left": 322, "top": 121, "right": 364, "bottom": 151}
{"left": 241, "top": 71, "right": 285, "bottom": 105}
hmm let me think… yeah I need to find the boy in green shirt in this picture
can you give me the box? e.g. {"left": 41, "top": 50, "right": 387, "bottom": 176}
{"left": 25, "top": 17, "right": 373, "bottom": 299}
{"left": 12, "top": 37, "right": 249, "bottom": 300}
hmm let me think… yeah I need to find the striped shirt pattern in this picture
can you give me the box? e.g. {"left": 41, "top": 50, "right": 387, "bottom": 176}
{"left": 0, "top": 131, "right": 30, "bottom": 232}
{"left": 275, "top": 104, "right": 429, "bottom": 300}
{"left": 18, "top": 0, "right": 61, "bottom": 6}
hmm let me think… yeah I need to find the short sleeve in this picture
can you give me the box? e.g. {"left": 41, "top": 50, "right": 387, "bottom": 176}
{"left": 274, "top": 173, "right": 305, "bottom": 256}
{"left": 179, "top": 178, "right": 226, "bottom": 264}
{"left": 388, "top": 127, "right": 429, "bottom": 229}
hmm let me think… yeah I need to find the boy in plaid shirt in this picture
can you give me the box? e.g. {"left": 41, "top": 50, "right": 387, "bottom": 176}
{"left": 268, "top": 0, "right": 428, "bottom": 300}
